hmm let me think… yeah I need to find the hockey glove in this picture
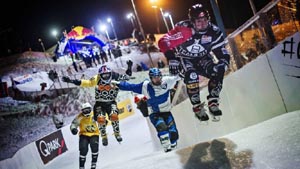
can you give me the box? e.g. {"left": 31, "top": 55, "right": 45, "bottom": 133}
{"left": 213, "top": 61, "right": 228, "bottom": 74}
{"left": 164, "top": 50, "right": 176, "bottom": 61}
{"left": 111, "top": 80, "right": 120, "bottom": 87}
{"left": 62, "top": 76, "right": 81, "bottom": 86}
{"left": 169, "top": 59, "right": 180, "bottom": 75}
{"left": 118, "top": 74, "right": 130, "bottom": 81}
{"left": 62, "top": 76, "right": 71, "bottom": 83}
{"left": 71, "top": 128, "right": 78, "bottom": 135}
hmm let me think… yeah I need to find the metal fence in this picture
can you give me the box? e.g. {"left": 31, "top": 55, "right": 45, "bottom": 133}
{"left": 226, "top": 0, "right": 299, "bottom": 70}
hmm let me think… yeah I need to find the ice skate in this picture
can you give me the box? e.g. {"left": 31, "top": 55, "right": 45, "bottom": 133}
{"left": 171, "top": 141, "right": 177, "bottom": 150}
{"left": 193, "top": 102, "right": 209, "bottom": 122}
{"left": 160, "top": 133, "right": 172, "bottom": 153}
{"left": 102, "top": 135, "right": 108, "bottom": 146}
{"left": 208, "top": 102, "right": 222, "bottom": 122}
{"left": 91, "top": 163, "right": 97, "bottom": 169}
{"left": 114, "top": 133, "right": 123, "bottom": 143}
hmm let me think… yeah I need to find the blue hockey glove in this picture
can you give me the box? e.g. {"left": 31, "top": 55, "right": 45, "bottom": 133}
{"left": 71, "top": 128, "right": 78, "bottom": 135}
{"left": 169, "top": 59, "right": 180, "bottom": 75}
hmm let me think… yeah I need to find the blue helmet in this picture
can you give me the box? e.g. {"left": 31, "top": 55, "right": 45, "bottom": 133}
{"left": 149, "top": 68, "right": 162, "bottom": 78}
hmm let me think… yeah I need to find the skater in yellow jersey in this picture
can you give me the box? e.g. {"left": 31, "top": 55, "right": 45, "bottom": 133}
{"left": 70, "top": 102, "right": 99, "bottom": 169}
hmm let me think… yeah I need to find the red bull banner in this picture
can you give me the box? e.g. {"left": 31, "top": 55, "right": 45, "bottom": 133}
{"left": 67, "top": 26, "right": 94, "bottom": 40}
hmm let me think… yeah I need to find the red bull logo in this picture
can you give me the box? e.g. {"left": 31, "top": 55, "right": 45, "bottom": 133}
{"left": 67, "top": 26, "right": 94, "bottom": 40}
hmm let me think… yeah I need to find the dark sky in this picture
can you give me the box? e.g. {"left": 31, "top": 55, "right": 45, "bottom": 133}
{"left": 0, "top": 0, "right": 270, "bottom": 55}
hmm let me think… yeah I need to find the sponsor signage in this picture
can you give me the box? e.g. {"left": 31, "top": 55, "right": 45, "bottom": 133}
{"left": 35, "top": 130, "right": 68, "bottom": 164}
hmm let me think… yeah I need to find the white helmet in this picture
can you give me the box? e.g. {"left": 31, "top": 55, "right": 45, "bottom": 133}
{"left": 81, "top": 102, "right": 92, "bottom": 116}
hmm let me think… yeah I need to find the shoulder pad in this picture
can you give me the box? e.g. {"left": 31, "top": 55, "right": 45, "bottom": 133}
{"left": 210, "top": 23, "right": 220, "bottom": 32}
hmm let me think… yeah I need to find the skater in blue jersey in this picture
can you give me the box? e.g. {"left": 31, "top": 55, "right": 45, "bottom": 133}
{"left": 113, "top": 68, "right": 181, "bottom": 152}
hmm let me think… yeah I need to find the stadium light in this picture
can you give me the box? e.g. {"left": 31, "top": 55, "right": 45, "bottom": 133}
{"left": 107, "top": 18, "right": 118, "bottom": 40}
{"left": 99, "top": 24, "right": 110, "bottom": 41}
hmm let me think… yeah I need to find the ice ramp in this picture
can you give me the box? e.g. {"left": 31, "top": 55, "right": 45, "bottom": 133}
{"left": 100, "top": 110, "right": 300, "bottom": 169}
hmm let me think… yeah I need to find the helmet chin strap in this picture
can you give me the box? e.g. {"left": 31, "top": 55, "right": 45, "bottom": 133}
{"left": 151, "top": 80, "right": 162, "bottom": 86}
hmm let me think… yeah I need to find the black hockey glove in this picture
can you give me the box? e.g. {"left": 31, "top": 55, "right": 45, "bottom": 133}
{"left": 164, "top": 50, "right": 176, "bottom": 61}
{"left": 71, "top": 128, "right": 78, "bottom": 135}
{"left": 62, "top": 76, "right": 81, "bottom": 86}
{"left": 62, "top": 76, "right": 72, "bottom": 83}
{"left": 213, "top": 61, "right": 228, "bottom": 74}
{"left": 168, "top": 59, "right": 180, "bottom": 75}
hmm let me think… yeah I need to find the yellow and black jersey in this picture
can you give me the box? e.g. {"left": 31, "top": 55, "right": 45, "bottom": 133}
{"left": 80, "top": 74, "right": 120, "bottom": 102}
{"left": 70, "top": 112, "right": 100, "bottom": 137}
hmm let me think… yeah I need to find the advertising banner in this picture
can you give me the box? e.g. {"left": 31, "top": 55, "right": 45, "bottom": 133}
{"left": 35, "top": 130, "right": 68, "bottom": 164}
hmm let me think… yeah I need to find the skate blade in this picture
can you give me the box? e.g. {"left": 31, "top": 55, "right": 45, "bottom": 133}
{"left": 198, "top": 120, "right": 209, "bottom": 125}
{"left": 211, "top": 116, "right": 220, "bottom": 122}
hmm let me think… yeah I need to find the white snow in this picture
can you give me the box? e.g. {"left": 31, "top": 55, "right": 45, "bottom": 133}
{"left": 41, "top": 110, "right": 300, "bottom": 169}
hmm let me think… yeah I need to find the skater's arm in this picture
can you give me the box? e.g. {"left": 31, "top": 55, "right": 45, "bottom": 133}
{"left": 80, "top": 75, "right": 98, "bottom": 87}
{"left": 158, "top": 26, "right": 193, "bottom": 53}
{"left": 62, "top": 75, "right": 98, "bottom": 87}
{"left": 117, "top": 81, "right": 144, "bottom": 94}
{"left": 163, "top": 76, "right": 182, "bottom": 89}
{"left": 211, "top": 29, "right": 230, "bottom": 67}
{"left": 70, "top": 116, "right": 80, "bottom": 135}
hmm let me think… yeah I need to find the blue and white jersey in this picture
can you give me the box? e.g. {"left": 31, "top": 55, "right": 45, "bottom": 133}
{"left": 118, "top": 76, "right": 181, "bottom": 114}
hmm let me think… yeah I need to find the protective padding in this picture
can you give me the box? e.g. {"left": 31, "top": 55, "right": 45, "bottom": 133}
{"left": 97, "top": 116, "right": 106, "bottom": 125}
{"left": 110, "top": 113, "right": 119, "bottom": 121}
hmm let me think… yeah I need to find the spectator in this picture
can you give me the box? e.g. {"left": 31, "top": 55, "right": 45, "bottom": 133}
{"left": 136, "top": 64, "right": 143, "bottom": 72}
{"left": 157, "top": 59, "right": 165, "bottom": 68}
{"left": 148, "top": 33, "right": 156, "bottom": 43}
{"left": 126, "top": 59, "right": 133, "bottom": 76}
{"left": 140, "top": 61, "right": 149, "bottom": 71}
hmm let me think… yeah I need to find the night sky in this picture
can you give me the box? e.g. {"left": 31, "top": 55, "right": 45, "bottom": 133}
{"left": 0, "top": 0, "right": 270, "bottom": 56}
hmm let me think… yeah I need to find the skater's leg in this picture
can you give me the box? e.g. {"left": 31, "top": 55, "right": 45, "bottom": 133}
{"left": 79, "top": 135, "right": 89, "bottom": 169}
{"left": 90, "top": 136, "right": 99, "bottom": 169}
{"left": 206, "top": 62, "right": 225, "bottom": 117}
{"left": 165, "top": 112, "right": 179, "bottom": 149}
{"left": 149, "top": 113, "right": 172, "bottom": 152}
{"left": 184, "top": 69, "right": 209, "bottom": 121}
{"left": 94, "top": 103, "right": 108, "bottom": 146}
{"left": 109, "top": 103, "right": 122, "bottom": 142}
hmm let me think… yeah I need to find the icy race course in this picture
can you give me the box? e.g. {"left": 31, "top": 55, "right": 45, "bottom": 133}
{"left": 1, "top": 32, "right": 300, "bottom": 169}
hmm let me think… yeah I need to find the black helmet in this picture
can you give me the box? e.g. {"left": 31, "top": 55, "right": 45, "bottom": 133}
{"left": 188, "top": 4, "right": 210, "bottom": 22}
